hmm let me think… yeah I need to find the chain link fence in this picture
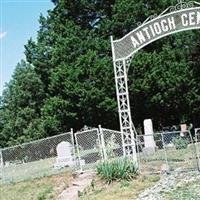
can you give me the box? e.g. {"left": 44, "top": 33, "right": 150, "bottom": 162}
{"left": 74, "top": 127, "right": 125, "bottom": 170}
{"left": 137, "top": 133, "right": 167, "bottom": 174}
{"left": 101, "top": 128, "right": 124, "bottom": 160}
{"left": 137, "top": 131, "right": 200, "bottom": 174}
{"left": 1, "top": 126, "right": 200, "bottom": 184}
{"left": 163, "top": 131, "right": 198, "bottom": 172}
{"left": 75, "top": 128, "right": 101, "bottom": 170}
{"left": 0, "top": 131, "right": 75, "bottom": 184}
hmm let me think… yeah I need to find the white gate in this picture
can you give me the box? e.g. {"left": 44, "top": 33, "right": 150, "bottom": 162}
{"left": 75, "top": 127, "right": 125, "bottom": 170}
{"left": 75, "top": 128, "right": 102, "bottom": 170}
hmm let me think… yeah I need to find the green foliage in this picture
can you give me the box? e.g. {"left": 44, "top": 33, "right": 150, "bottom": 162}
{"left": 96, "top": 157, "right": 138, "bottom": 183}
{"left": 180, "top": 115, "right": 188, "bottom": 124}
{"left": 172, "top": 136, "right": 189, "bottom": 150}
{"left": 37, "top": 185, "right": 52, "bottom": 200}
{"left": 0, "top": 60, "right": 45, "bottom": 146}
{"left": 1, "top": 0, "right": 200, "bottom": 147}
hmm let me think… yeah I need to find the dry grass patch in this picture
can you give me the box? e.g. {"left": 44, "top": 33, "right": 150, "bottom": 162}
{"left": 79, "top": 175, "right": 160, "bottom": 200}
{"left": 0, "top": 172, "right": 72, "bottom": 200}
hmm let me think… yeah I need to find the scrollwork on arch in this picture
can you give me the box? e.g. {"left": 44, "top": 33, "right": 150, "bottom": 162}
{"left": 169, "top": 0, "right": 200, "bottom": 12}
{"left": 137, "top": 0, "right": 200, "bottom": 27}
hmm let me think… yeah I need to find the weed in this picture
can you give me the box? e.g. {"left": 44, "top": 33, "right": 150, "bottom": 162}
{"left": 96, "top": 157, "right": 138, "bottom": 183}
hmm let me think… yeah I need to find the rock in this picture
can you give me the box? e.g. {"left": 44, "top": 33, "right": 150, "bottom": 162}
{"left": 136, "top": 172, "right": 200, "bottom": 200}
{"left": 160, "top": 164, "right": 170, "bottom": 174}
{"left": 58, "top": 170, "right": 96, "bottom": 200}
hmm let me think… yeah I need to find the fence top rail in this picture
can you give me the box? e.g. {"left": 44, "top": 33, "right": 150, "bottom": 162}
{"left": 101, "top": 128, "right": 122, "bottom": 134}
{"left": 1, "top": 131, "right": 71, "bottom": 151}
{"left": 160, "top": 130, "right": 191, "bottom": 135}
{"left": 75, "top": 128, "right": 99, "bottom": 136}
{"left": 137, "top": 130, "right": 191, "bottom": 137}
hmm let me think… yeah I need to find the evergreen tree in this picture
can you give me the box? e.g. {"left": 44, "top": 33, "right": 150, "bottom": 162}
{"left": 0, "top": 60, "right": 45, "bottom": 146}
{"left": 1, "top": 0, "right": 199, "bottom": 147}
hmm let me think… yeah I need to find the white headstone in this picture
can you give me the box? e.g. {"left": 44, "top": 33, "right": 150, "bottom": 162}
{"left": 143, "top": 119, "right": 156, "bottom": 154}
{"left": 54, "top": 141, "right": 74, "bottom": 169}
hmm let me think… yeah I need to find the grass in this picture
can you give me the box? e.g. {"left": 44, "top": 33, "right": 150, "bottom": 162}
{"left": 1, "top": 164, "right": 160, "bottom": 200}
{"left": 139, "top": 142, "right": 200, "bottom": 173}
{"left": 79, "top": 175, "right": 160, "bottom": 200}
{"left": 1, "top": 157, "right": 73, "bottom": 184}
{"left": 141, "top": 143, "right": 199, "bottom": 161}
{"left": 0, "top": 147, "right": 104, "bottom": 184}
{"left": 1, "top": 142, "right": 199, "bottom": 184}
{"left": 0, "top": 172, "right": 72, "bottom": 200}
{"left": 165, "top": 176, "right": 200, "bottom": 200}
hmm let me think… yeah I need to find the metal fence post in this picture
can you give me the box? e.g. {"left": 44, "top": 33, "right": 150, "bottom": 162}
{"left": 161, "top": 132, "right": 169, "bottom": 169}
{"left": 74, "top": 132, "right": 83, "bottom": 172}
{"left": 70, "top": 128, "right": 76, "bottom": 162}
{"left": 195, "top": 129, "right": 200, "bottom": 172}
{"left": 195, "top": 143, "right": 200, "bottom": 172}
{"left": 0, "top": 149, "right": 3, "bottom": 167}
{"left": 192, "top": 130, "right": 200, "bottom": 172}
{"left": 98, "top": 125, "right": 107, "bottom": 161}
{"left": 135, "top": 136, "right": 141, "bottom": 173}
{"left": 97, "top": 127, "right": 104, "bottom": 161}
{"left": 187, "top": 130, "right": 198, "bottom": 171}
{"left": 0, "top": 149, "right": 3, "bottom": 184}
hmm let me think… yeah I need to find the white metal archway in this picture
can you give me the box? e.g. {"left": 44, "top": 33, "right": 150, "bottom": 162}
{"left": 111, "top": 0, "right": 200, "bottom": 161}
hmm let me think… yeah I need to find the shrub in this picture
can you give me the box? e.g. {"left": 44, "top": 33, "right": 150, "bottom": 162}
{"left": 96, "top": 157, "right": 138, "bottom": 183}
{"left": 172, "top": 136, "right": 189, "bottom": 149}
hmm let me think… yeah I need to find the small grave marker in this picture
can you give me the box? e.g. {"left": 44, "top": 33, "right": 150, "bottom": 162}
{"left": 54, "top": 141, "right": 74, "bottom": 169}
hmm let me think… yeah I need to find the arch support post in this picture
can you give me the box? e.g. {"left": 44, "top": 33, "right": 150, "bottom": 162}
{"left": 112, "top": 48, "right": 137, "bottom": 162}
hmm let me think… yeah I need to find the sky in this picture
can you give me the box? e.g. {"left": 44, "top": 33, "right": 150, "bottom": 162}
{"left": 0, "top": 0, "right": 54, "bottom": 95}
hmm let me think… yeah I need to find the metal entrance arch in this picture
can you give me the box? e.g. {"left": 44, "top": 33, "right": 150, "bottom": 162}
{"left": 111, "top": 0, "right": 200, "bottom": 161}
